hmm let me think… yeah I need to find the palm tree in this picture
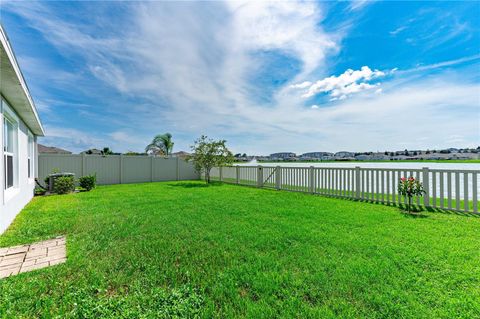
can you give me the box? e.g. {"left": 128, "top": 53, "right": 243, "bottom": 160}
{"left": 145, "top": 133, "right": 174, "bottom": 157}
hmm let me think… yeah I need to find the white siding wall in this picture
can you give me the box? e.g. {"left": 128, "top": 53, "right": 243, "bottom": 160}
{"left": 0, "top": 97, "right": 37, "bottom": 234}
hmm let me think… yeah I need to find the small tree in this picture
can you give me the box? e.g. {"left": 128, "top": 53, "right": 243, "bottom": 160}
{"left": 101, "top": 147, "right": 113, "bottom": 155}
{"left": 398, "top": 176, "right": 425, "bottom": 214}
{"left": 188, "top": 135, "right": 233, "bottom": 183}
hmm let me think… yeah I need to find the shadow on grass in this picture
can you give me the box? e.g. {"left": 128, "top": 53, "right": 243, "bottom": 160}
{"left": 167, "top": 181, "right": 224, "bottom": 188}
{"left": 383, "top": 202, "right": 478, "bottom": 218}
{"left": 334, "top": 197, "right": 479, "bottom": 218}
{"left": 422, "top": 206, "right": 479, "bottom": 218}
{"left": 400, "top": 211, "right": 429, "bottom": 218}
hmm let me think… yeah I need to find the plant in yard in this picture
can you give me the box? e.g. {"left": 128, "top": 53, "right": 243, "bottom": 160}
{"left": 101, "top": 147, "right": 113, "bottom": 156}
{"left": 79, "top": 174, "right": 97, "bottom": 191}
{"left": 188, "top": 135, "right": 233, "bottom": 183}
{"left": 146, "top": 133, "right": 174, "bottom": 157}
{"left": 44, "top": 168, "right": 60, "bottom": 187}
{"left": 398, "top": 176, "right": 425, "bottom": 213}
{"left": 124, "top": 151, "right": 148, "bottom": 156}
{"left": 34, "top": 186, "right": 46, "bottom": 196}
{"left": 53, "top": 175, "right": 75, "bottom": 194}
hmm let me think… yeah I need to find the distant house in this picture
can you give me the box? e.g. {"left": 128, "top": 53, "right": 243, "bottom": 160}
{"left": 300, "top": 152, "right": 334, "bottom": 160}
{"left": 270, "top": 152, "right": 296, "bottom": 160}
{"left": 172, "top": 151, "right": 190, "bottom": 159}
{"left": 38, "top": 144, "right": 71, "bottom": 154}
{"left": 334, "top": 151, "right": 354, "bottom": 159}
{"left": 371, "top": 153, "right": 389, "bottom": 160}
{"left": 450, "top": 153, "right": 471, "bottom": 160}
{"left": 355, "top": 154, "right": 371, "bottom": 161}
{"left": 1, "top": 25, "right": 45, "bottom": 233}
{"left": 80, "top": 148, "right": 102, "bottom": 155}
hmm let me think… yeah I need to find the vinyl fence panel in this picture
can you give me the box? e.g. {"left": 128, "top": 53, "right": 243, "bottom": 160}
{"left": 39, "top": 154, "right": 199, "bottom": 185}
{"left": 85, "top": 155, "right": 121, "bottom": 184}
{"left": 211, "top": 165, "right": 480, "bottom": 214}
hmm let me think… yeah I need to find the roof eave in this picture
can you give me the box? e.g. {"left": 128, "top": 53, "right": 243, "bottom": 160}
{"left": 0, "top": 24, "right": 45, "bottom": 136}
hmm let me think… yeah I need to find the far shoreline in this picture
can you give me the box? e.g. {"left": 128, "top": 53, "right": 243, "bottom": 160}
{"left": 244, "top": 159, "right": 480, "bottom": 164}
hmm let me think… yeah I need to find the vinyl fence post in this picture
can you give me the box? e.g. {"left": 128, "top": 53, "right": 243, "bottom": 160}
{"left": 176, "top": 157, "right": 180, "bottom": 181}
{"left": 257, "top": 165, "right": 263, "bottom": 188}
{"left": 151, "top": 156, "right": 154, "bottom": 182}
{"left": 82, "top": 153, "right": 86, "bottom": 176}
{"left": 355, "top": 166, "right": 361, "bottom": 199}
{"left": 236, "top": 166, "right": 240, "bottom": 184}
{"left": 219, "top": 166, "right": 223, "bottom": 182}
{"left": 119, "top": 154, "right": 123, "bottom": 184}
{"left": 275, "top": 166, "right": 281, "bottom": 190}
{"left": 309, "top": 166, "right": 315, "bottom": 194}
{"left": 422, "top": 167, "right": 430, "bottom": 207}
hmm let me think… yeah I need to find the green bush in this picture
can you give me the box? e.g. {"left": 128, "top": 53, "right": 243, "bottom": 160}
{"left": 44, "top": 168, "right": 61, "bottom": 188}
{"left": 53, "top": 176, "right": 75, "bottom": 194}
{"left": 34, "top": 187, "right": 46, "bottom": 196}
{"left": 79, "top": 174, "right": 96, "bottom": 191}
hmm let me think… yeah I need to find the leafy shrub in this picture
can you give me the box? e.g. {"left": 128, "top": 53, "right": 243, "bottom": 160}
{"left": 53, "top": 176, "right": 75, "bottom": 194}
{"left": 398, "top": 176, "right": 425, "bottom": 213}
{"left": 79, "top": 174, "right": 96, "bottom": 191}
{"left": 44, "top": 168, "right": 61, "bottom": 188}
{"left": 34, "top": 186, "right": 46, "bottom": 196}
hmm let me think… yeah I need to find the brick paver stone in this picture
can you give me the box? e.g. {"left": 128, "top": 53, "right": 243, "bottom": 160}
{"left": 0, "top": 236, "right": 67, "bottom": 279}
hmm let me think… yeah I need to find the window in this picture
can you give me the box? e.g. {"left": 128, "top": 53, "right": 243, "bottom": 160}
{"left": 28, "top": 133, "right": 34, "bottom": 179}
{"left": 4, "top": 117, "right": 15, "bottom": 189}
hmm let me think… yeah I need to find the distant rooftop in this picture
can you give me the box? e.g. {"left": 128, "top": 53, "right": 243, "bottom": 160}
{"left": 38, "top": 144, "right": 72, "bottom": 154}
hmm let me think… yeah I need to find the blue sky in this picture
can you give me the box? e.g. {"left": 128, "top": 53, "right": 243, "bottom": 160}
{"left": 1, "top": 0, "right": 479, "bottom": 154}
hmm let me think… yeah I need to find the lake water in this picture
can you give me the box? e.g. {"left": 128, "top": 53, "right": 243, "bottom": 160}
{"left": 237, "top": 161, "right": 480, "bottom": 170}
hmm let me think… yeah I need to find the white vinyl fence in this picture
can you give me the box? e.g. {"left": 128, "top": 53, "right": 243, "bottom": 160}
{"left": 211, "top": 166, "right": 479, "bottom": 214}
{"left": 39, "top": 154, "right": 199, "bottom": 185}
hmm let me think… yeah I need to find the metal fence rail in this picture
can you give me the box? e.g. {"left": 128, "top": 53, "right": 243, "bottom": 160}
{"left": 211, "top": 166, "right": 479, "bottom": 214}
{"left": 39, "top": 154, "right": 199, "bottom": 185}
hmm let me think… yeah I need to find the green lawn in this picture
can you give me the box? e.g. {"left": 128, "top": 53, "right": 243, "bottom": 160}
{"left": 1, "top": 181, "right": 479, "bottom": 318}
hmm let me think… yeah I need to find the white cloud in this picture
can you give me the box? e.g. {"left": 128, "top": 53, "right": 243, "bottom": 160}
{"left": 398, "top": 54, "right": 480, "bottom": 74}
{"left": 311, "top": 105, "right": 319, "bottom": 109}
{"left": 39, "top": 126, "right": 106, "bottom": 153}
{"left": 348, "top": 0, "right": 371, "bottom": 11}
{"left": 292, "top": 66, "right": 387, "bottom": 100}
{"left": 390, "top": 26, "right": 407, "bottom": 36}
{"left": 291, "top": 81, "right": 312, "bottom": 89}
{"left": 109, "top": 131, "right": 144, "bottom": 146}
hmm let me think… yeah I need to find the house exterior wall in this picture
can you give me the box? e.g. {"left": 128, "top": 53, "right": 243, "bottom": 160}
{"left": 0, "top": 96, "right": 37, "bottom": 234}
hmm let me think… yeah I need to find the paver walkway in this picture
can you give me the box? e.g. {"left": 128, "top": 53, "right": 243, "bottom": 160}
{"left": 0, "top": 236, "right": 66, "bottom": 279}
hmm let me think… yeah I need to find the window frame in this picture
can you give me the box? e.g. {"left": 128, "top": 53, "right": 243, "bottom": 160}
{"left": 2, "top": 97, "right": 19, "bottom": 194}
{"left": 27, "top": 131, "right": 34, "bottom": 180}
{"left": 3, "top": 116, "right": 15, "bottom": 190}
